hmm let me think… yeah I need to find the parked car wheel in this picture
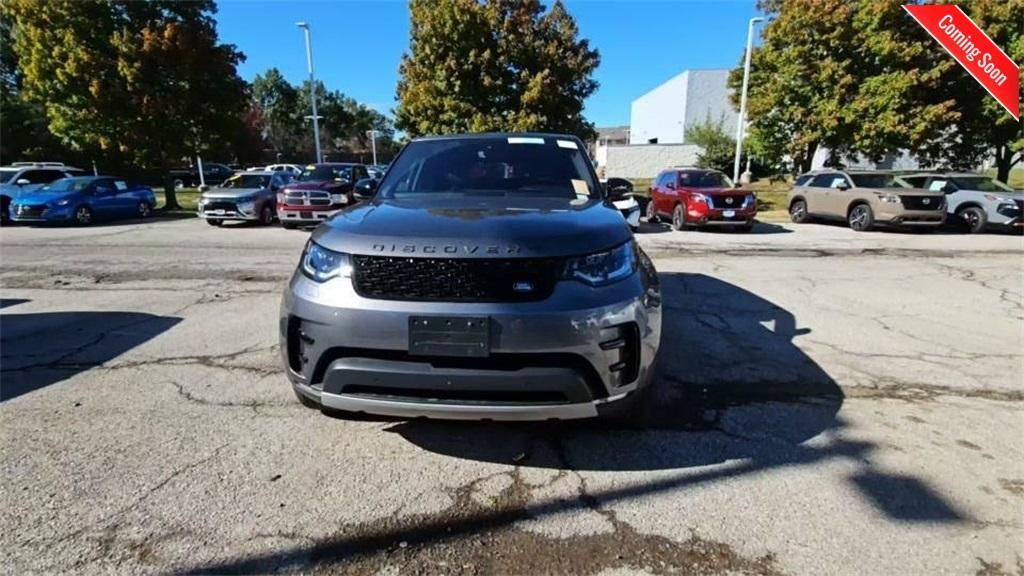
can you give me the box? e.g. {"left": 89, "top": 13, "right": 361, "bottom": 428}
{"left": 645, "top": 199, "right": 659, "bottom": 223}
{"left": 847, "top": 203, "right": 874, "bottom": 232}
{"left": 671, "top": 204, "right": 686, "bottom": 231}
{"left": 789, "top": 199, "right": 810, "bottom": 223}
{"left": 74, "top": 205, "right": 93, "bottom": 226}
{"left": 1, "top": 199, "right": 10, "bottom": 225}
{"left": 137, "top": 202, "right": 152, "bottom": 218}
{"left": 206, "top": 219, "right": 223, "bottom": 227}
{"left": 957, "top": 206, "right": 987, "bottom": 234}
{"left": 259, "top": 204, "right": 274, "bottom": 226}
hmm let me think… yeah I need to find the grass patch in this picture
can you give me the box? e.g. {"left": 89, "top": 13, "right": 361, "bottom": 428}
{"left": 156, "top": 188, "right": 200, "bottom": 213}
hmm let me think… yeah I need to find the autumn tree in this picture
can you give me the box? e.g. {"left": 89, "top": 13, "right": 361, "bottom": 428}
{"left": 395, "top": 0, "right": 600, "bottom": 141}
{"left": 5, "top": 0, "right": 249, "bottom": 207}
{"left": 729, "top": 0, "right": 955, "bottom": 173}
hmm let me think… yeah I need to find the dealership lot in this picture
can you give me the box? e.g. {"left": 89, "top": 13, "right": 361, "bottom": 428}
{"left": 1, "top": 219, "right": 1021, "bottom": 574}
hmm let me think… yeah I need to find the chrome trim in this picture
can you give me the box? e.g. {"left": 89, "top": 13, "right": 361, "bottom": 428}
{"left": 318, "top": 390, "right": 602, "bottom": 420}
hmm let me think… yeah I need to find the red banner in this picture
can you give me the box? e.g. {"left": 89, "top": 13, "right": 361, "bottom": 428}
{"left": 904, "top": 4, "right": 1020, "bottom": 120}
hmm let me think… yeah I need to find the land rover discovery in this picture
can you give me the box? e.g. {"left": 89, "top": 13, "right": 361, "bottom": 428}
{"left": 280, "top": 133, "right": 662, "bottom": 421}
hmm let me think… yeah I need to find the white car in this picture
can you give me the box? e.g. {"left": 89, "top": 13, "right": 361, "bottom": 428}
{"left": 603, "top": 177, "right": 640, "bottom": 232}
{"left": 249, "top": 164, "right": 303, "bottom": 176}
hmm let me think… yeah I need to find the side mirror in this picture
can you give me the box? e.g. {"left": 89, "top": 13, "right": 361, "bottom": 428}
{"left": 605, "top": 177, "right": 632, "bottom": 200}
{"left": 836, "top": 183, "right": 850, "bottom": 191}
{"left": 15, "top": 178, "right": 30, "bottom": 186}
{"left": 353, "top": 177, "right": 377, "bottom": 200}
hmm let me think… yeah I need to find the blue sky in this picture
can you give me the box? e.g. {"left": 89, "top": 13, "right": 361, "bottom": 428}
{"left": 215, "top": 0, "right": 760, "bottom": 127}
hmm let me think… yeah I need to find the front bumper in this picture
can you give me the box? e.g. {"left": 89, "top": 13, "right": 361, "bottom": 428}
{"left": 280, "top": 264, "right": 662, "bottom": 420}
{"left": 10, "top": 205, "right": 72, "bottom": 222}
{"left": 279, "top": 205, "right": 343, "bottom": 224}
{"left": 197, "top": 203, "right": 260, "bottom": 221}
{"left": 687, "top": 207, "right": 756, "bottom": 226}
{"left": 876, "top": 206, "right": 946, "bottom": 226}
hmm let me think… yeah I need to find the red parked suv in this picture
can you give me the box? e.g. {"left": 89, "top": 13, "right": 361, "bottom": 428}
{"left": 646, "top": 167, "right": 756, "bottom": 231}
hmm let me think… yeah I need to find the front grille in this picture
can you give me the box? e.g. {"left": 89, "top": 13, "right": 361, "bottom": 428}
{"left": 352, "top": 255, "right": 563, "bottom": 302}
{"left": 15, "top": 205, "right": 46, "bottom": 218}
{"left": 899, "top": 195, "right": 944, "bottom": 210}
{"left": 709, "top": 194, "right": 748, "bottom": 209}
{"left": 283, "top": 190, "right": 332, "bottom": 206}
{"left": 204, "top": 201, "right": 237, "bottom": 212}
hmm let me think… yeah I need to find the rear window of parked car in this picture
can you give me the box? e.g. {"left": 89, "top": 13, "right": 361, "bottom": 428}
{"left": 850, "top": 174, "right": 902, "bottom": 188}
{"left": 795, "top": 174, "right": 813, "bottom": 186}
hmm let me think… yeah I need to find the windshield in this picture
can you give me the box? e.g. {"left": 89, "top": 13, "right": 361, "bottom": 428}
{"left": 39, "top": 178, "right": 92, "bottom": 193}
{"left": 850, "top": 174, "right": 902, "bottom": 188}
{"left": 679, "top": 171, "right": 733, "bottom": 188}
{"left": 298, "top": 165, "right": 353, "bottom": 182}
{"left": 0, "top": 168, "right": 18, "bottom": 183}
{"left": 378, "top": 136, "right": 599, "bottom": 199}
{"left": 222, "top": 174, "right": 269, "bottom": 189}
{"left": 951, "top": 176, "right": 1014, "bottom": 193}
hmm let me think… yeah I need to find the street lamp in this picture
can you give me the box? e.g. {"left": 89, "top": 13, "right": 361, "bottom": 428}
{"left": 366, "top": 130, "right": 378, "bottom": 166}
{"left": 296, "top": 22, "right": 322, "bottom": 164}
{"left": 733, "top": 16, "right": 764, "bottom": 185}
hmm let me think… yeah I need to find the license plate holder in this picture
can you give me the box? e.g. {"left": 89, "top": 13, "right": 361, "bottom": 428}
{"left": 722, "top": 210, "right": 736, "bottom": 218}
{"left": 409, "top": 316, "right": 490, "bottom": 357}
{"left": 213, "top": 209, "right": 226, "bottom": 215}
{"left": 300, "top": 211, "right": 313, "bottom": 219}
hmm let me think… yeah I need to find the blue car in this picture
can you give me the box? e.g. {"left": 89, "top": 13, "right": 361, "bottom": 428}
{"left": 10, "top": 176, "right": 157, "bottom": 225}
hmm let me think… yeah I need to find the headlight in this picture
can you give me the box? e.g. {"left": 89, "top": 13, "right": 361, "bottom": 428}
{"left": 690, "top": 193, "right": 708, "bottom": 204}
{"left": 563, "top": 242, "right": 637, "bottom": 287}
{"left": 237, "top": 194, "right": 256, "bottom": 203}
{"left": 985, "top": 194, "right": 1012, "bottom": 203}
{"left": 301, "top": 242, "right": 352, "bottom": 282}
{"left": 879, "top": 193, "right": 901, "bottom": 203}
{"left": 56, "top": 199, "right": 70, "bottom": 206}
{"left": 198, "top": 196, "right": 208, "bottom": 205}
{"left": 331, "top": 193, "right": 346, "bottom": 204}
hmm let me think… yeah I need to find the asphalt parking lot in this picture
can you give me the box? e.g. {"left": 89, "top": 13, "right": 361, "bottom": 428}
{"left": 1, "top": 218, "right": 1022, "bottom": 575}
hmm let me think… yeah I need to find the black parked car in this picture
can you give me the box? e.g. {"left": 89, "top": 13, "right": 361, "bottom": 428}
{"left": 168, "top": 163, "right": 235, "bottom": 189}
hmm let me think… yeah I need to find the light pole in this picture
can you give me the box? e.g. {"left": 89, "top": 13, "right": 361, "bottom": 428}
{"left": 366, "top": 130, "right": 378, "bottom": 166}
{"left": 296, "top": 22, "right": 322, "bottom": 164}
{"left": 733, "top": 16, "right": 764, "bottom": 185}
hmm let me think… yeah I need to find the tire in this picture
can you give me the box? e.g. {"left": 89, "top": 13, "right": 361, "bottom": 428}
{"left": 206, "top": 218, "right": 223, "bottom": 227}
{"left": 957, "top": 206, "right": 986, "bottom": 234}
{"left": 645, "top": 198, "right": 659, "bottom": 223}
{"left": 1, "top": 198, "right": 10, "bottom": 225}
{"left": 671, "top": 203, "right": 686, "bottom": 231}
{"left": 847, "top": 203, "right": 874, "bottom": 232}
{"left": 137, "top": 202, "right": 152, "bottom": 219}
{"left": 74, "top": 205, "right": 93, "bottom": 226}
{"left": 789, "top": 199, "right": 810, "bottom": 223}
{"left": 259, "top": 204, "right": 274, "bottom": 226}
{"left": 630, "top": 224, "right": 639, "bottom": 233}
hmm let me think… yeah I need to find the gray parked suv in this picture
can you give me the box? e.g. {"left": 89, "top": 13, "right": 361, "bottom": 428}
{"left": 280, "top": 133, "right": 662, "bottom": 421}
{"left": 898, "top": 173, "right": 1023, "bottom": 234}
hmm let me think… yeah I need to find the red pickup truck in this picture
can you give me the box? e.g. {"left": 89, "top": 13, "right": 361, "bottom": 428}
{"left": 277, "top": 163, "right": 372, "bottom": 229}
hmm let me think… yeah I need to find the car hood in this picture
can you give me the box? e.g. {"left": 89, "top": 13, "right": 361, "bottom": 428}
{"left": 311, "top": 196, "right": 631, "bottom": 259}
{"left": 12, "top": 191, "right": 78, "bottom": 205}
{"left": 202, "top": 187, "right": 264, "bottom": 199}
{"left": 692, "top": 187, "right": 745, "bottom": 195}
{"left": 960, "top": 189, "right": 1024, "bottom": 199}
{"left": 284, "top": 180, "right": 346, "bottom": 191}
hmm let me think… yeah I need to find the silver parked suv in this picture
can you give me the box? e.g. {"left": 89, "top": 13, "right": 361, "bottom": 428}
{"left": 280, "top": 133, "right": 662, "bottom": 421}
{"left": 898, "top": 173, "right": 1023, "bottom": 234}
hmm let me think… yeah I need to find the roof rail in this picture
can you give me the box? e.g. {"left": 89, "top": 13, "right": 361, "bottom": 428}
{"left": 10, "top": 161, "right": 67, "bottom": 167}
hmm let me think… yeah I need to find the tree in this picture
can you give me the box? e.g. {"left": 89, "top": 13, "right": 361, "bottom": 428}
{"left": 935, "top": 0, "right": 1023, "bottom": 183}
{"left": 729, "top": 0, "right": 955, "bottom": 174}
{"left": 395, "top": 0, "right": 599, "bottom": 141}
{"left": 6, "top": 0, "right": 249, "bottom": 208}
{"left": 684, "top": 116, "right": 736, "bottom": 174}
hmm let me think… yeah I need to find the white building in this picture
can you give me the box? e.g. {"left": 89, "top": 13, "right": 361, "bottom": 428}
{"left": 629, "top": 69, "right": 738, "bottom": 145}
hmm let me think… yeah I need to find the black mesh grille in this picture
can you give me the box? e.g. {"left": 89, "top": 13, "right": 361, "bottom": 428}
{"left": 899, "top": 195, "right": 943, "bottom": 210}
{"left": 15, "top": 205, "right": 46, "bottom": 218}
{"left": 352, "top": 255, "right": 563, "bottom": 302}
{"left": 205, "top": 201, "right": 237, "bottom": 212}
{"left": 709, "top": 194, "right": 747, "bottom": 209}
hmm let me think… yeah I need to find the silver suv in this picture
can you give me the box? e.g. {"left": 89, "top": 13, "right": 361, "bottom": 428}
{"left": 280, "top": 133, "right": 662, "bottom": 421}
{"left": 899, "top": 173, "right": 1023, "bottom": 234}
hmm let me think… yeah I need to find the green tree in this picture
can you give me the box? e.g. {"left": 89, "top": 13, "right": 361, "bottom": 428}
{"left": 684, "top": 116, "right": 737, "bottom": 174}
{"left": 933, "top": 0, "right": 1023, "bottom": 183}
{"left": 729, "top": 0, "right": 955, "bottom": 173}
{"left": 395, "top": 0, "right": 599, "bottom": 141}
{"left": 6, "top": 0, "right": 249, "bottom": 208}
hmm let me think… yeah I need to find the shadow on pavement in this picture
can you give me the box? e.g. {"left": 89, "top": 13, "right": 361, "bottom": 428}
{"left": 0, "top": 298, "right": 29, "bottom": 309}
{"left": 640, "top": 221, "right": 792, "bottom": 234}
{"left": 184, "top": 273, "right": 966, "bottom": 574}
{"left": 0, "top": 311, "right": 180, "bottom": 401}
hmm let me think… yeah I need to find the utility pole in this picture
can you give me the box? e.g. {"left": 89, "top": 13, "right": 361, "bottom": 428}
{"left": 296, "top": 22, "right": 322, "bottom": 163}
{"left": 733, "top": 16, "right": 764, "bottom": 185}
